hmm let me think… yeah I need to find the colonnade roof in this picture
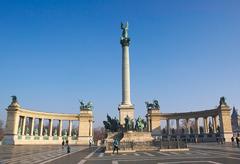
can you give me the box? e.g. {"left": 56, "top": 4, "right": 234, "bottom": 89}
{"left": 159, "top": 108, "right": 219, "bottom": 120}
{"left": 16, "top": 108, "right": 80, "bottom": 120}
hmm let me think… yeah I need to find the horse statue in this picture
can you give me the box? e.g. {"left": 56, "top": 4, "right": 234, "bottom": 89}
{"left": 145, "top": 99, "right": 160, "bottom": 110}
{"left": 79, "top": 100, "right": 93, "bottom": 110}
{"left": 135, "top": 116, "right": 145, "bottom": 132}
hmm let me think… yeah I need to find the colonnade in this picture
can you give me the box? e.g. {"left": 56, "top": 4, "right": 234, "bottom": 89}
{"left": 3, "top": 99, "right": 93, "bottom": 145}
{"left": 146, "top": 98, "right": 233, "bottom": 142}
{"left": 160, "top": 116, "right": 218, "bottom": 135}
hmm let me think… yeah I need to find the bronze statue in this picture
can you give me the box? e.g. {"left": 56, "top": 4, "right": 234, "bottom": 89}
{"left": 145, "top": 99, "right": 160, "bottom": 110}
{"left": 219, "top": 97, "right": 227, "bottom": 105}
{"left": 11, "top": 95, "right": 17, "bottom": 103}
{"left": 121, "top": 22, "right": 129, "bottom": 38}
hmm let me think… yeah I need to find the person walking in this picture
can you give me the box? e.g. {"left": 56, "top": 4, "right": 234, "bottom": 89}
{"left": 112, "top": 138, "right": 119, "bottom": 154}
{"left": 236, "top": 136, "right": 239, "bottom": 148}
{"left": 231, "top": 136, "right": 234, "bottom": 147}
{"left": 62, "top": 140, "right": 65, "bottom": 149}
{"left": 67, "top": 145, "right": 71, "bottom": 153}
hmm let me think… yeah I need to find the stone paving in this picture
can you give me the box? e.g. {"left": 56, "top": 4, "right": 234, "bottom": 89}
{"left": 0, "top": 145, "right": 88, "bottom": 164}
{"left": 0, "top": 143, "right": 240, "bottom": 164}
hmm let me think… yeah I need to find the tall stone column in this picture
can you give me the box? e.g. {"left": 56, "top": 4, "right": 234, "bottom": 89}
{"left": 176, "top": 119, "right": 180, "bottom": 134}
{"left": 69, "top": 120, "right": 72, "bottom": 137}
{"left": 203, "top": 117, "right": 208, "bottom": 133}
{"left": 195, "top": 117, "right": 199, "bottom": 134}
{"left": 22, "top": 116, "right": 26, "bottom": 135}
{"left": 118, "top": 22, "right": 134, "bottom": 125}
{"left": 213, "top": 116, "right": 217, "bottom": 133}
{"left": 49, "top": 119, "right": 53, "bottom": 136}
{"left": 59, "top": 120, "right": 62, "bottom": 137}
{"left": 30, "top": 117, "right": 35, "bottom": 136}
{"left": 166, "top": 119, "right": 170, "bottom": 135}
{"left": 186, "top": 118, "right": 190, "bottom": 134}
{"left": 39, "top": 118, "right": 43, "bottom": 136}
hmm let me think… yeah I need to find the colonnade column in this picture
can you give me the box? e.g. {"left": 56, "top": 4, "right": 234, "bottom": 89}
{"left": 186, "top": 118, "right": 190, "bottom": 134}
{"left": 176, "top": 119, "right": 180, "bottom": 134}
{"left": 39, "top": 118, "right": 43, "bottom": 136}
{"left": 195, "top": 117, "right": 199, "bottom": 134}
{"left": 203, "top": 117, "right": 208, "bottom": 133}
{"left": 49, "top": 119, "right": 53, "bottom": 136}
{"left": 30, "top": 117, "right": 35, "bottom": 136}
{"left": 213, "top": 116, "right": 217, "bottom": 133}
{"left": 59, "top": 120, "right": 62, "bottom": 137}
{"left": 22, "top": 116, "right": 26, "bottom": 135}
{"left": 89, "top": 120, "right": 93, "bottom": 136}
{"left": 166, "top": 119, "right": 170, "bottom": 135}
{"left": 69, "top": 120, "right": 72, "bottom": 137}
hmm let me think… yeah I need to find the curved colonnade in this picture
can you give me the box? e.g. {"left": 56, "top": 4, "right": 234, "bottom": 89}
{"left": 146, "top": 99, "right": 233, "bottom": 142}
{"left": 3, "top": 101, "right": 93, "bottom": 145}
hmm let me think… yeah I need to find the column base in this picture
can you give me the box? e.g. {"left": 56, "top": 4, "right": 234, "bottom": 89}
{"left": 118, "top": 104, "right": 134, "bottom": 125}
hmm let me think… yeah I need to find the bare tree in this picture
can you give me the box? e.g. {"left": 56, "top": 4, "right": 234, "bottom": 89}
{"left": 93, "top": 126, "right": 105, "bottom": 143}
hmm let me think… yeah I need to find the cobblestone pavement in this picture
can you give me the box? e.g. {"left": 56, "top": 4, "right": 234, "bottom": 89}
{"left": 0, "top": 143, "right": 240, "bottom": 164}
{"left": 0, "top": 145, "right": 88, "bottom": 164}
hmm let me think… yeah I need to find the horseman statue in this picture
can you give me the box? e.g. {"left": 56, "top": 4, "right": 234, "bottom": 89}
{"left": 79, "top": 100, "right": 93, "bottom": 111}
{"left": 135, "top": 116, "right": 146, "bottom": 132}
{"left": 145, "top": 99, "right": 160, "bottom": 110}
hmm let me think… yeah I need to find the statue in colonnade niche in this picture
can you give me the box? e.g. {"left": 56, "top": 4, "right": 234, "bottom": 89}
{"left": 53, "top": 129, "right": 57, "bottom": 136}
{"left": 72, "top": 129, "right": 77, "bottom": 137}
{"left": 26, "top": 127, "right": 30, "bottom": 135}
{"left": 18, "top": 127, "right": 22, "bottom": 135}
{"left": 145, "top": 99, "right": 160, "bottom": 110}
{"left": 79, "top": 100, "right": 93, "bottom": 111}
{"left": 44, "top": 128, "right": 48, "bottom": 136}
{"left": 34, "top": 128, "right": 38, "bottom": 136}
{"left": 62, "top": 129, "right": 67, "bottom": 137}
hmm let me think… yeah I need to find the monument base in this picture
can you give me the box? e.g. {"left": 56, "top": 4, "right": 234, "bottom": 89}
{"left": 118, "top": 104, "right": 134, "bottom": 125}
{"left": 105, "top": 131, "right": 158, "bottom": 152}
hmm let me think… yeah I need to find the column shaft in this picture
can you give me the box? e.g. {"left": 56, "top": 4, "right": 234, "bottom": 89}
{"left": 40, "top": 118, "right": 43, "bottom": 136}
{"left": 22, "top": 116, "right": 26, "bottom": 135}
{"left": 122, "top": 45, "right": 131, "bottom": 105}
{"left": 176, "top": 119, "right": 180, "bottom": 134}
{"left": 69, "top": 120, "right": 72, "bottom": 136}
{"left": 59, "top": 120, "right": 62, "bottom": 137}
{"left": 49, "top": 119, "right": 53, "bottom": 136}
{"left": 30, "top": 117, "right": 35, "bottom": 136}
{"left": 212, "top": 116, "right": 217, "bottom": 133}
{"left": 214, "top": 116, "right": 218, "bottom": 132}
{"left": 166, "top": 119, "right": 170, "bottom": 135}
{"left": 195, "top": 118, "right": 199, "bottom": 134}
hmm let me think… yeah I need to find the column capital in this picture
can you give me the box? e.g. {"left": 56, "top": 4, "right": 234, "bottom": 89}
{"left": 120, "top": 38, "right": 130, "bottom": 47}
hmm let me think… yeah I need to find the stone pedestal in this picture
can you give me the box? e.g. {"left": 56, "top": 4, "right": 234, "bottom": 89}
{"left": 218, "top": 104, "right": 233, "bottom": 142}
{"left": 146, "top": 109, "right": 161, "bottom": 136}
{"left": 105, "top": 131, "right": 156, "bottom": 153}
{"left": 118, "top": 104, "right": 134, "bottom": 125}
{"left": 77, "top": 109, "right": 93, "bottom": 145}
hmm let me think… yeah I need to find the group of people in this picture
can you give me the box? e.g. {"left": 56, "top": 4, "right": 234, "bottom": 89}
{"left": 62, "top": 140, "right": 71, "bottom": 153}
{"left": 231, "top": 135, "right": 240, "bottom": 147}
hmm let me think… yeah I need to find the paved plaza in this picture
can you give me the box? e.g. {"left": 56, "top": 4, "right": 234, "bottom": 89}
{"left": 0, "top": 143, "right": 240, "bottom": 164}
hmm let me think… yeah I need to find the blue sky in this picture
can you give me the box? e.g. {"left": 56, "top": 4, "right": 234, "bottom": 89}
{"left": 0, "top": 0, "right": 240, "bottom": 127}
